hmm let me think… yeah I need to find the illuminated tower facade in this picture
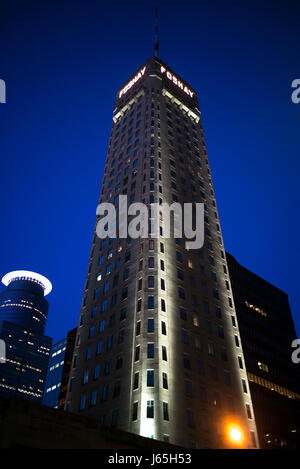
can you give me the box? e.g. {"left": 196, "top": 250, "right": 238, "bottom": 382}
{"left": 66, "top": 57, "right": 258, "bottom": 448}
{"left": 0, "top": 271, "right": 52, "bottom": 402}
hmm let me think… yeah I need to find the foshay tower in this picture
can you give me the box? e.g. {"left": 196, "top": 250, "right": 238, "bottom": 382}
{"left": 66, "top": 57, "right": 258, "bottom": 449}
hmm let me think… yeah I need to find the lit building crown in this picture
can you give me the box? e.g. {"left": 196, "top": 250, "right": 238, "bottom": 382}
{"left": 2, "top": 270, "right": 52, "bottom": 296}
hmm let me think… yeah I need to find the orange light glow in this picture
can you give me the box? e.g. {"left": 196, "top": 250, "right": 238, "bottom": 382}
{"left": 227, "top": 423, "right": 245, "bottom": 446}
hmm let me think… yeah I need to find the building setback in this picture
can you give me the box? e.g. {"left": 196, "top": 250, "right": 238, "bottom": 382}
{"left": 226, "top": 252, "right": 300, "bottom": 449}
{"left": 66, "top": 57, "right": 258, "bottom": 448}
{"left": 0, "top": 271, "right": 52, "bottom": 402}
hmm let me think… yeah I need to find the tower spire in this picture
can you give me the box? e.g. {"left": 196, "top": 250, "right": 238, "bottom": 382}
{"left": 154, "top": 7, "right": 159, "bottom": 57}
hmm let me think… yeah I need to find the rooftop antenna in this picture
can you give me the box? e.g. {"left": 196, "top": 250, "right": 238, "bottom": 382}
{"left": 154, "top": 7, "right": 159, "bottom": 57}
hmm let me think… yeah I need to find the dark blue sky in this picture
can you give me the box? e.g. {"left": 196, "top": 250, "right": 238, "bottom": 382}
{"left": 1, "top": 0, "right": 299, "bottom": 342}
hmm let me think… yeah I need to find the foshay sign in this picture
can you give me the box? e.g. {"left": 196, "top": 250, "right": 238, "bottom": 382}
{"left": 119, "top": 67, "right": 146, "bottom": 99}
{"left": 160, "top": 66, "right": 194, "bottom": 98}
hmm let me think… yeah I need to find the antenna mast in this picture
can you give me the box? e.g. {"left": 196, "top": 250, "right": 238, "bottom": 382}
{"left": 154, "top": 8, "right": 159, "bottom": 57}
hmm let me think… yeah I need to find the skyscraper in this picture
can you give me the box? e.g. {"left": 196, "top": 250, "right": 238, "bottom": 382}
{"left": 66, "top": 57, "right": 258, "bottom": 448}
{"left": 0, "top": 270, "right": 52, "bottom": 402}
{"left": 226, "top": 252, "right": 300, "bottom": 449}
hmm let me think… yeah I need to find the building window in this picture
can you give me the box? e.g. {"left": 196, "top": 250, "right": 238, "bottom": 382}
{"left": 79, "top": 395, "right": 86, "bottom": 411}
{"left": 162, "top": 345, "right": 167, "bottom": 361}
{"left": 91, "top": 390, "right": 97, "bottom": 406}
{"left": 147, "top": 343, "right": 154, "bottom": 358}
{"left": 238, "top": 356, "right": 243, "bottom": 369}
{"left": 162, "top": 372, "right": 168, "bottom": 389}
{"left": 116, "top": 355, "right": 123, "bottom": 369}
{"left": 147, "top": 370, "right": 154, "bottom": 387}
{"left": 113, "top": 381, "right": 121, "bottom": 398}
{"left": 101, "top": 385, "right": 108, "bottom": 402}
{"left": 147, "top": 400, "right": 154, "bottom": 418}
{"left": 132, "top": 402, "right": 138, "bottom": 421}
{"left": 97, "top": 341, "right": 102, "bottom": 355}
{"left": 181, "top": 329, "right": 189, "bottom": 344}
{"left": 104, "top": 360, "right": 111, "bottom": 375}
{"left": 183, "top": 354, "right": 191, "bottom": 369}
{"left": 83, "top": 369, "right": 89, "bottom": 385}
{"left": 133, "top": 372, "right": 139, "bottom": 390}
{"left": 180, "top": 307, "right": 187, "bottom": 320}
{"left": 94, "top": 365, "right": 100, "bottom": 380}
{"left": 208, "top": 342, "right": 215, "bottom": 356}
{"left": 148, "top": 296, "right": 154, "bottom": 309}
{"left": 148, "top": 318, "right": 154, "bottom": 332}
{"left": 148, "top": 276, "right": 154, "bottom": 288}
{"left": 163, "top": 402, "right": 169, "bottom": 421}
{"left": 86, "top": 347, "right": 92, "bottom": 360}
{"left": 213, "top": 392, "right": 221, "bottom": 407}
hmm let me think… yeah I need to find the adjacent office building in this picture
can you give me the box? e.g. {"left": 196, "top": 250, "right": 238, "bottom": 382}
{"left": 43, "top": 337, "right": 67, "bottom": 407}
{"left": 66, "top": 57, "right": 258, "bottom": 448}
{"left": 0, "top": 271, "right": 52, "bottom": 402}
{"left": 43, "top": 327, "right": 77, "bottom": 409}
{"left": 227, "top": 253, "right": 300, "bottom": 449}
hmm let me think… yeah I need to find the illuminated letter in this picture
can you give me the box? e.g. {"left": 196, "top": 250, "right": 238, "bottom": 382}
{"left": 160, "top": 66, "right": 166, "bottom": 74}
{"left": 167, "top": 71, "right": 172, "bottom": 80}
{"left": 173, "top": 76, "right": 178, "bottom": 85}
{"left": 141, "top": 66, "right": 146, "bottom": 76}
{"left": 177, "top": 80, "right": 183, "bottom": 89}
{"left": 188, "top": 90, "right": 194, "bottom": 98}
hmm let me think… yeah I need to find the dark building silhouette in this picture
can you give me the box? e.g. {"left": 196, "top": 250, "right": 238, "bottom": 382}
{"left": 66, "top": 56, "right": 258, "bottom": 449}
{"left": 58, "top": 327, "right": 77, "bottom": 409}
{"left": 226, "top": 253, "right": 300, "bottom": 448}
{"left": 0, "top": 271, "right": 52, "bottom": 402}
{"left": 0, "top": 396, "right": 181, "bottom": 449}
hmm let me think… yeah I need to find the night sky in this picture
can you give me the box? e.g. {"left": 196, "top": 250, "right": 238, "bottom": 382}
{"left": 1, "top": 0, "right": 299, "bottom": 342}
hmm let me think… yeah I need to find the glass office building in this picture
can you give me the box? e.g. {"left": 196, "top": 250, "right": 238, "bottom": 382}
{"left": 0, "top": 271, "right": 52, "bottom": 402}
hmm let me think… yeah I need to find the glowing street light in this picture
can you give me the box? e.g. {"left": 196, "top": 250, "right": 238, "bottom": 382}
{"left": 227, "top": 423, "right": 245, "bottom": 447}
